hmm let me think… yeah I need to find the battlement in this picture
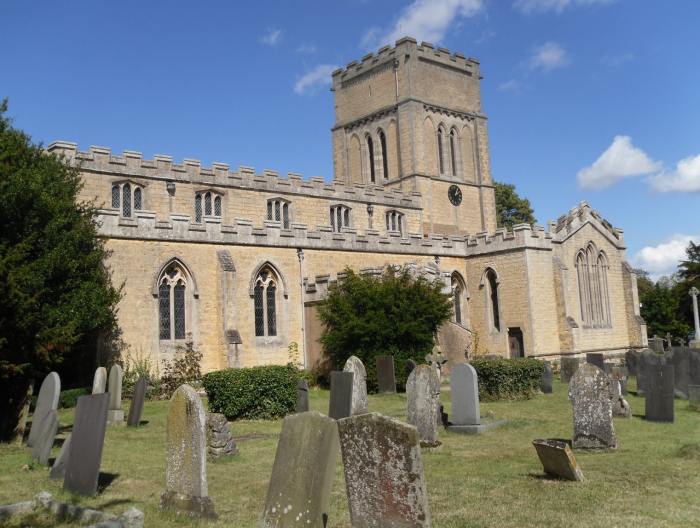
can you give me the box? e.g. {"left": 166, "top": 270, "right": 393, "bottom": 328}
{"left": 553, "top": 201, "right": 625, "bottom": 247}
{"left": 46, "top": 142, "right": 422, "bottom": 209}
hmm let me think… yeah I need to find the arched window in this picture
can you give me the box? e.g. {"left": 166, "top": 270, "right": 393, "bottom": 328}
{"left": 485, "top": 269, "right": 500, "bottom": 332}
{"left": 450, "top": 130, "right": 457, "bottom": 176}
{"left": 195, "top": 191, "right": 223, "bottom": 223}
{"left": 158, "top": 265, "right": 187, "bottom": 340}
{"left": 385, "top": 210, "right": 404, "bottom": 235}
{"left": 330, "top": 205, "right": 351, "bottom": 233}
{"left": 451, "top": 275, "right": 466, "bottom": 325}
{"left": 254, "top": 268, "right": 278, "bottom": 337}
{"left": 576, "top": 244, "right": 612, "bottom": 328}
{"left": 111, "top": 182, "right": 143, "bottom": 217}
{"left": 379, "top": 130, "right": 389, "bottom": 180}
{"left": 367, "top": 135, "right": 376, "bottom": 183}
{"left": 267, "top": 199, "right": 291, "bottom": 229}
{"left": 438, "top": 128, "right": 445, "bottom": 175}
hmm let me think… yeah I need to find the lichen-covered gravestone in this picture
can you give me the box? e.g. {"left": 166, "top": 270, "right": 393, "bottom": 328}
{"left": 376, "top": 355, "right": 396, "bottom": 393}
{"left": 568, "top": 363, "right": 618, "bottom": 451}
{"left": 532, "top": 439, "right": 584, "bottom": 481}
{"left": 160, "top": 384, "right": 216, "bottom": 519}
{"left": 31, "top": 409, "right": 59, "bottom": 466}
{"left": 296, "top": 379, "right": 309, "bottom": 413}
{"left": 337, "top": 413, "right": 431, "bottom": 528}
{"left": 206, "top": 413, "right": 238, "bottom": 459}
{"left": 611, "top": 367, "right": 632, "bottom": 419}
{"left": 261, "top": 411, "right": 339, "bottom": 528}
{"left": 127, "top": 377, "right": 147, "bottom": 427}
{"left": 343, "top": 356, "right": 369, "bottom": 415}
{"left": 541, "top": 361, "right": 553, "bottom": 394}
{"left": 27, "top": 372, "right": 60, "bottom": 448}
{"left": 406, "top": 365, "right": 441, "bottom": 446}
{"left": 107, "top": 364, "right": 124, "bottom": 426}
{"left": 92, "top": 367, "right": 107, "bottom": 394}
{"left": 560, "top": 357, "right": 580, "bottom": 383}
{"left": 329, "top": 371, "right": 354, "bottom": 420}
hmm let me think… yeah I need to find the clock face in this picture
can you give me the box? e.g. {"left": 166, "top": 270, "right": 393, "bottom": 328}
{"left": 448, "top": 185, "right": 462, "bottom": 206}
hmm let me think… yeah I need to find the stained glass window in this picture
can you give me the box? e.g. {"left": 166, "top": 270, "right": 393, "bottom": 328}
{"left": 159, "top": 266, "right": 188, "bottom": 341}
{"left": 367, "top": 136, "right": 375, "bottom": 183}
{"left": 195, "top": 194, "right": 202, "bottom": 223}
{"left": 122, "top": 183, "right": 131, "bottom": 217}
{"left": 134, "top": 187, "right": 142, "bottom": 211}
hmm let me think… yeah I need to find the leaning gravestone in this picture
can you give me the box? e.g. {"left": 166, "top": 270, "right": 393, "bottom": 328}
{"left": 63, "top": 393, "right": 110, "bottom": 495}
{"left": 586, "top": 353, "right": 605, "bottom": 370}
{"left": 107, "top": 364, "right": 124, "bottom": 426}
{"left": 637, "top": 348, "right": 665, "bottom": 397}
{"left": 376, "top": 355, "right": 396, "bottom": 393}
{"left": 31, "top": 409, "right": 59, "bottom": 466}
{"left": 406, "top": 365, "right": 441, "bottom": 445}
{"left": 27, "top": 372, "right": 60, "bottom": 448}
{"left": 405, "top": 359, "right": 417, "bottom": 380}
{"left": 646, "top": 364, "right": 675, "bottom": 423}
{"left": 127, "top": 377, "right": 147, "bottom": 427}
{"left": 568, "top": 363, "right": 617, "bottom": 451}
{"left": 161, "top": 384, "right": 216, "bottom": 518}
{"left": 541, "top": 361, "right": 553, "bottom": 394}
{"left": 296, "top": 379, "right": 309, "bottom": 413}
{"left": 329, "top": 371, "right": 354, "bottom": 420}
{"left": 344, "top": 356, "right": 369, "bottom": 415}
{"left": 261, "top": 411, "right": 339, "bottom": 528}
{"left": 611, "top": 367, "right": 632, "bottom": 419}
{"left": 532, "top": 439, "right": 584, "bottom": 481}
{"left": 337, "top": 413, "right": 431, "bottom": 528}
{"left": 49, "top": 433, "right": 72, "bottom": 480}
{"left": 560, "top": 357, "right": 580, "bottom": 383}
{"left": 92, "top": 367, "right": 107, "bottom": 394}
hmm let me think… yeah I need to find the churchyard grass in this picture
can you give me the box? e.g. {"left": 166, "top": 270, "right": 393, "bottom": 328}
{"left": 1, "top": 379, "right": 700, "bottom": 527}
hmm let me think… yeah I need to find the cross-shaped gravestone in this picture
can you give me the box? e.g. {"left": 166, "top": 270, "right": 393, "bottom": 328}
{"left": 679, "top": 338, "right": 687, "bottom": 347}
{"left": 665, "top": 332, "right": 673, "bottom": 350}
{"left": 425, "top": 346, "right": 448, "bottom": 382}
{"left": 690, "top": 287, "right": 700, "bottom": 347}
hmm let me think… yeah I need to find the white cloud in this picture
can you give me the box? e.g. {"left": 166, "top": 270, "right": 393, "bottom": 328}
{"left": 513, "top": 0, "right": 617, "bottom": 15}
{"left": 261, "top": 28, "right": 283, "bottom": 46}
{"left": 296, "top": 44, "right": 316, "bottom": 54}
{"left": 646, "top": 154, "right": 700, "bottom": 194}
{"left": 630, "top": 234, "right": 700, "bottom": 280}
{"left": 577, "top": 136, "right": 662, "bottom": 191}
{"left": 362, "top": 0, "right": 484, "bottom": 49}
{"left": 294, "top": 64, "right": 340, "bottom": 96}
{"left": 528, "top": 41, "right": 571, "bottom": 72}
{"left": 475, "top": 29, "right": 496, "bottom": 44}
{"left": 601, "top": 52, "right": 634, "bottom": 66}
{"left": 498, "top": 79, "right": 523, "bottom": 93}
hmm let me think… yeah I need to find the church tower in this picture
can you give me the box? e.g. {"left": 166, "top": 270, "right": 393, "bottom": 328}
{"left": 330, "top": 37, "right": 497, "bottom": 236}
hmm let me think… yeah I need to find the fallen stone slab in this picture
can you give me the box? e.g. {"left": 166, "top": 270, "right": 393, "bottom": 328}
{"left": 532, "top": 439, "right": 584, "bottom": 481}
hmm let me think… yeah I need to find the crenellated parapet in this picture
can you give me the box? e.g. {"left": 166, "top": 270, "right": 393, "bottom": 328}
{"left": 46, "top": 142, "right": 422, "bottom": 209}
{"left": 553, "top": 201, "right": 625, "bottom": 248}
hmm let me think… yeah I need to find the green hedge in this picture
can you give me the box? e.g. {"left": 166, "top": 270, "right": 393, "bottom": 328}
{"left": 202, "top": 365, "right": 299, "bottom": 420}
{"left": 471, "top": 358, "right": 545, "bottom": 401}
{"left": 30, "top": 387, "right": 91, "bottom": 412}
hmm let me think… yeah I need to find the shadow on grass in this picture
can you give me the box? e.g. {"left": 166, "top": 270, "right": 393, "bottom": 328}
{"left": 526, "top": 471, "right": 577, "bottom": 482}
{"left": 96, "top": 472, "right": 120, "bottom": 493}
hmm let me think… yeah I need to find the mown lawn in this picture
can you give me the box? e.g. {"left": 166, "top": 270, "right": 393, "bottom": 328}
{"left": 1, "top": 377, "right": 700, "bottom": 527}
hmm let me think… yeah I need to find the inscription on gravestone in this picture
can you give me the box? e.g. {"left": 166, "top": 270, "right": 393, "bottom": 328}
{"left": 376, "top": 355, "right": 396, "bottom": 393}
{"left": 343, "top": 356, "right": 369, "bottom": 415}
{"left": 646, "top": 364, "right": 675, "bottom": 423}
{"left": 329, "top": 371, "right": 354, "bottom": 420}
{"left": 27, "top": 372, "right": 60, "bottom": 449}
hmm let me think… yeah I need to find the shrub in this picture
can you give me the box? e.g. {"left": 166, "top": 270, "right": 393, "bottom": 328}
{"left": 30, "top": 387, "right": 91, "bottom": 412}
{"left": 202, "top": 365, "right": 298, "bottom": 420}
{"left": 471, "top": 358, "right": 545, "bottom": 401}
{"left": 121, "top": 348, "right": 162, "bottom": 400}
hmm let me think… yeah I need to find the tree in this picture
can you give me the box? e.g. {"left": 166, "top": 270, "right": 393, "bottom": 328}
{"left": 494, "top": 181, "right": 536, "bottom": 230}
{"left": 672, "top": 240, "right": 700, "bottom": 333}
{"left": 316, "top": 265, "right": 453, "bottom": 391}
{"left": 640, "top": 282, "right": 689, "bottom": 338}
{"left": 634, "top": 268, "right": 654, "bottom": 301}
{"left": 0, "top": 100, "right": 122, "bottom": 440}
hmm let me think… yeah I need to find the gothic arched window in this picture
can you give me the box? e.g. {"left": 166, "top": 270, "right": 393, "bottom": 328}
{"left": 254, "top": 268, "right": 278, "bottom": 337}
{"left": 438, "top": 127, "right": 446, "bottom": 175}
{"left": 385, "top": 210, "right": 404, "bottom": 235}
{"left": 450, "top": 129, "right": 457, "bottom": 176}
{"left": 367, "top": 135, "right": 376, "bottom": 183}
{"left": 576, "top": 244, "right": 612, "bottom": 328}
{"left": 330, "top": 205, "right": 351, "bottom": 233}
{"left": 485, "top": 269, "right": 500, "bottom": 332}
{"left": 158, "top": 265, "right": 187, "bottom": 340}
{"left": 267, "top": 199, "right": 291, "bottom": 229}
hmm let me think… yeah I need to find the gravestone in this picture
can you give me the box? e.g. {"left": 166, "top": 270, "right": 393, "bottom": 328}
{"left": 406, "top": 365, "right": 441, "bottom": 445}
{"left": 107, "top": 364, "right": 124, "bottom": 426}
{"left": 261, "top": 411, "right": 339, "bottom": 528}
{"left": 329, "top": 371, "right": 354, "bottom": 420}
{"left": 541, "top": 361, "right": 553, "bottom": 394}
{"left": 624, "top": 349, "right": 639, "bottom": 377}
{"left": 337, "top": 413, "right": 431, "bottom": 528}
{"left": 586, "top": 353, "right": 605, "bottom": 370}
{"left": 49, "top": 433, "right": 72, "bottom": 480}
{"left": 637, "top": 348, "right": 665, "bottom": 397}
{"left": 343, "top": 356, "right": 369, "bottom": 415}
{"left": 376, "top": 355, "right": 396, "bottom": 393}
{"left": 532, "top": 439, "right": 584, "bottom": 481}
{"left": 689, "top": 384, "right": 700, "bottom": 411}
{"left": 448, "top": 363, "right": 480, "bottom": 430}
{"left": 296, "top": 379, "right": 309, "bottom": 413}
{"left": 611, "top": 367, "right": 632, "bottom": 419}
{"left": 560, "top": 357, "right": 580, "bottom": 383}
{"left": 63, "top": 393, "right": 110, "bottom": 495}
{"left": 425, "top": 346, "right": 448, "bottom": 382}
{"left": 161, "top": 384, "right": 216, "bottom": 518}
{"left": 645, "top": 364, "right": 675, "bottom": 423}
{"left": 568, "top": 363, "right": 617, "bottom": 451}
{"left": 665, "top": 347, "right": 700, "bottom": 399}
{"left": 206, "top": 413, "right": 238, "bottom": 459}
{"left": 618, "top": 367, "right": 629, "bottom": 395}
{"left": 31, "top": 409, "right": 59, "bottom": 466}
{"left": 690, "top": 286, "right": 700, "bottom": 348}
{"left": 92, "top": 367, "right": 107, "bottom": 394}
{"left": 405, "top": 359, "right": 417, "bottom": 379}
{"left": 665, "top": 332, "right": 673, "bottom": 350}
{"left": 27, "top": 372, "right": 60, "bottom": 448}
{"left": 652, "top": 335, "right": 665, "bottom": 353}
{"left": 603, "top": 362, "right": 614, "bottom": 376}
{"left": 127, "top": 377, "right": 147, "bottom": 427}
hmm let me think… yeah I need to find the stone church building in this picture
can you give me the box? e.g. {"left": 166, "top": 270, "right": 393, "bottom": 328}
{"left": 48, "top": 37, "right": 646, "bottom": 374}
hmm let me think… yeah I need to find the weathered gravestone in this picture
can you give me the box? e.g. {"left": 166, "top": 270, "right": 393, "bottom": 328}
{"left": 611, "top": 367, "right": 632, "bottom": 419}
{"left": 92, "top": 367, "right": 107, "bottom": 394}
{"left": 343, "top": 356, "right": 369, "bottom": 415}
{"left": 406, "top": 365, "right": 441, "bottom": 446}
{"left": 49, "top": 433, "right": 72, "bottom": 480}
{"left": 446, "top": 363, "right": 505, "bottom": 434}
{"left": 376, "top": 355, "right": 396, "bottom": 393}
{"left": 261, "top": 411, "right": 339, "bottom": 528}
{"left": 31, "top": 409, "right": 59, "bottom": 466}
{"left": 618, "top": 367, "right": 629, "bottom": 395}
{"left": 107, "top": 364, "right": 124, "bottom": 426}
{"left": 160, "top": 384, "right": 216, "bottom": 519}
{"left": 532, "top": 439, "right": 584, "bottom": 481}
{"left": 27, "top": 372, "right": 60, "bottom": 448}
{"left": 603, "top": 362, "right": 614, "bottom": 376}
{"left": 541, "top": 361, "right": 553, "bottom": 394}
{"left": 296, "top": 379, "right": 309, "bottom": 413}
{"left": 405, "top": 359, "right": 417, "bottom": 380}
{"left": 664, "top": 347, "right": 700, "bottom": 399}
{"left": 127, "top": 377, "right": 147, "bottom": 427}
{"left": 560, "top": 357, "right": 580, "bottom": 383}
{"left": 652, "top": 335, "right": 665, "bottom": 353}
{"left": 206, "top": 413, "right": 238, "bottom": 459}
{"left": 337, "top": 413, "right": 431, "bottom": 528}
{"left": 624, "top": 349, "right": 639, "bottom": 377}
{"left": 63, "top": 393, "right": 110, "bottom": 496}
{"left": 645, "top": 364, "right": 675, "bottom": 423}
{"left": 688, "top": 384, "right": 700, "bottom": 411}
{"left": 568, "top": 363, "right": 617, "bottom": 451}
{"left": 329, "top": 371, "right": 354, "bottom": 420}
{"left": 637, "top": 348, "right": 665, "bottom": 397}
{"left": 586, "top": 353, "right": 605, "bottom": 370}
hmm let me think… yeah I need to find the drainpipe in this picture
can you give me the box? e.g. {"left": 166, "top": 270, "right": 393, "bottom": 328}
{"left": 297, "top": 248, "right": 307, "bottom": 368}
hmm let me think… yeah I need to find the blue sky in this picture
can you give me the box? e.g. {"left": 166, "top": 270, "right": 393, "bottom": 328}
{"left": 2, "top": 0, "right": 699, "bottom": 280}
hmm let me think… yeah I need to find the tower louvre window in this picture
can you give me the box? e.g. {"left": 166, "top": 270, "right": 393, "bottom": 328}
{"left": 367, "top": 135, "right": 376, "bottom": 183}
{"left": 450, "top": 130, "right": 457, "bottom": 176}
